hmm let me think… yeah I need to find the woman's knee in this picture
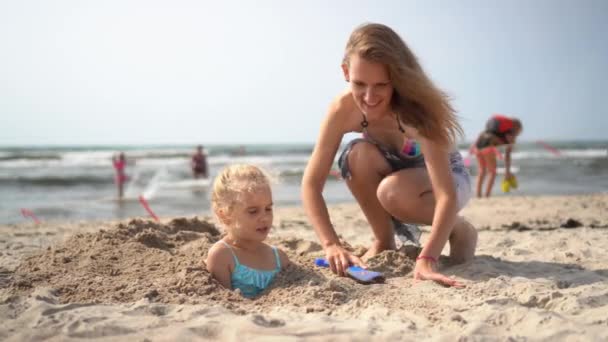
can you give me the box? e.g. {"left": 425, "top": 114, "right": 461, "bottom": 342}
{"left": 376, "top": 176, "right": 417, "bottom": 212}
{"left": 376, "top": 177, "right": 399, "bottom": 209}
{"left": 347, "top": 142, "right": 389, "bottom": 177}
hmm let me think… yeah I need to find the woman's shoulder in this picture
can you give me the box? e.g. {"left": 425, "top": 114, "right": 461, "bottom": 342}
{"left": 325, "top": 90, "right": 361, "bottom": 132}
{"left": 330, "top": 89, "right": 357, "bottom": 115}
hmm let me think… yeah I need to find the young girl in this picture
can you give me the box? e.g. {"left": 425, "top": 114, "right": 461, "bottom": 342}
{"left": 206, "top": 164, "right": 289, "bottom": 298}
{"left": 112, "top": 152, "right": 128, "bottom": 199}
{"left": 301, "top": 23, "right": 477, "bottom": 287}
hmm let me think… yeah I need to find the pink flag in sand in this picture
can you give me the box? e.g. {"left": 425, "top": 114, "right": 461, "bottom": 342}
{"left": 21, "top": 208, "right": 41, "bottom": 224}
{"left": 536, "top": 140, "right": 561, "bottom": 156}
{"left": 138, "top": 195, "right": 160, "bottom": 222}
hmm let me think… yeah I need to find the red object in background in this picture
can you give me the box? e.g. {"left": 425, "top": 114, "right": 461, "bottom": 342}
{"left": 21, "top": 208, "right": 41, "bottom": 224}
{"left": 536, "top": 140, "right": 561, "bottom": 156}
{"left": 138, "top": 196, "right": 160, "bottom": 222}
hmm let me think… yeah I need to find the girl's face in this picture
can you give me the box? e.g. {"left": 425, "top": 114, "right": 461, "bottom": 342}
{"left": 343, "top": 54, "right": 393, "bottom": 121}
{"left": 225, "top": 184, "right": 273, "bottom": 242}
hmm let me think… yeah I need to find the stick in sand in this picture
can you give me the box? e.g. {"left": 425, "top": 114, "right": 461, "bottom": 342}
{"left": 21, "top": 208, "right": 41, "bottom": 224}
{"left": 138, "top": 195, "right": 160, "bottom": 222}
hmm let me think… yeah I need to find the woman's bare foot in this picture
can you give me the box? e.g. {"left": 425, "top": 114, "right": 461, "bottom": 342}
{"left": 448, "top": 217, "right": 477, "bottom": 263}
{"left": 361, "top": 239, "right": 396, "bottom": 261}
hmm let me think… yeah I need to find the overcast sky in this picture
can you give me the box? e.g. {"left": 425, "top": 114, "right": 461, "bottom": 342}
{"left": 1, "top": 0, "right": 607, "bottom": 145}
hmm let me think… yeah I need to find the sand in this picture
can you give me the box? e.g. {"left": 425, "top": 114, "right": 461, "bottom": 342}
{"left": 1, "top": 193, "right": 607, "bottom": 341}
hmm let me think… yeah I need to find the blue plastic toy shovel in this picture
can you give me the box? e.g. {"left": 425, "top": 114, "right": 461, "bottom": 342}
{"left": 314, "top": 258, "right": 385, "bottom": 284}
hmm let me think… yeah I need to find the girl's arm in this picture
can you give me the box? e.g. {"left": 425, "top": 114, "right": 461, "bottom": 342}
{"left": 205, "top": 244, "right": 233, "bottom": 290}
{"left": 278, "top": 249, "right": 290, "bottom": 269}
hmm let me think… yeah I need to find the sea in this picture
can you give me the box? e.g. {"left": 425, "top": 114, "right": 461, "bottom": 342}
{"left": 1, "top": 141, "right": 606, "bottom": 224}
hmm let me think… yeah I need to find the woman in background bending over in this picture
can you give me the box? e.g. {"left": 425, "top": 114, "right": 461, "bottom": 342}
{"left": 472, "top": 115, "right": 522, "bottom": 197}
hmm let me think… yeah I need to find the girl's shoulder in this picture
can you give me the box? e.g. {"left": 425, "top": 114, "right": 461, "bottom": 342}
{"left": 206, "top": 240, "right": 236, "bottom": 266}
{"left": 261, "top": 242, "right": 290, "bottom": 269}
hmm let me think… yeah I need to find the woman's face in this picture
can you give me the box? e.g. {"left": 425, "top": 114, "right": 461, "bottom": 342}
{"left": 342, "top": 54, "right": 393, "bottom": 121}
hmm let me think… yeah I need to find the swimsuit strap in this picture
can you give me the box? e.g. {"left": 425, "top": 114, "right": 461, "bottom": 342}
{"left": 220, "top": 240, "right": 240, "bottom": 266}
{"left": 394, "top": 113, "right": 405, "bottom": 133}
{"left": 271, "top": 246, "right": 281, "bottom": 271}
{"left": 361, "top": 112, "right": 405, "bottom": 134}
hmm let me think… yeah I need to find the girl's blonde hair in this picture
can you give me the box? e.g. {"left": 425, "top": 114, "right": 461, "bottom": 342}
{"left": 343, "top": 23, "right": 463, "bottom": 146}
{"left": 211, "top": 164, "right": 270, "bottom": 215}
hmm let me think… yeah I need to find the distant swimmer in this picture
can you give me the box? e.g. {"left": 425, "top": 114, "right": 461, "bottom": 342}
{"left": 471, "top": 115, "right": 523, "bottom": 198}
{"left": 191, "top": 145, "right": 208, "bottom": 179}
{"left": 112, "top": 152, "right": 129, "bottom": 199}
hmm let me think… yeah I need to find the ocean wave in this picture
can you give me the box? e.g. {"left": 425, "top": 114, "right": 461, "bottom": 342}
{"left": 0, "top": 175, "right": 113, "bottom": 187}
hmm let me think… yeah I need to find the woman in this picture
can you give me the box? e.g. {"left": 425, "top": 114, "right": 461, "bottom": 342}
{"left": 301, "top": 23, "right": 477, "bottom": 287}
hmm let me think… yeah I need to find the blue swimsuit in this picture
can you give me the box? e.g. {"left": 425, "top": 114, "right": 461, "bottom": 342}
{"left": 220, "top": 241, "right": 281, "bottom": 298}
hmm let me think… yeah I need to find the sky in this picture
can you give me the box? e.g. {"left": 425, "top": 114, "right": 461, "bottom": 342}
{"left": 0, "top": 0, "right": 607, "bottom": 146}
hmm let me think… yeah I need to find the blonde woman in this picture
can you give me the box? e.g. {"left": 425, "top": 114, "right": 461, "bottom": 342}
{"left": 302, "top": 23, "right": 477, "bottom": 287}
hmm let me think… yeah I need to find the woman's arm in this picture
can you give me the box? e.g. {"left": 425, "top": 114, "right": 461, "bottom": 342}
{"left": 417, "top": 137, "right": 459, "bottom": 259}
{"left": 301, "top": 109, "right": 343, "bottom": 249}
{"left": 414, "top": 136, "right": 463, "bottom": 287}
{"left": 301, "top": 97, "right": 365, "bottom": 275}
{"left": 504, "top": 145, "right": 513, "bottom": 178}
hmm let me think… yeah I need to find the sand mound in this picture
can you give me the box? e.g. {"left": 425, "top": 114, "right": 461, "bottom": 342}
{"left": 9, "top": 218, "right": 246, "bottom": 305}
{"left": 8, "top": 218, "right": 423, "bottom": 314}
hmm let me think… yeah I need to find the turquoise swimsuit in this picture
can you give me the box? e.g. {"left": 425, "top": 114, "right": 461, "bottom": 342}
{"left": 220, "top": 241, "right": 281, "bottom": 298}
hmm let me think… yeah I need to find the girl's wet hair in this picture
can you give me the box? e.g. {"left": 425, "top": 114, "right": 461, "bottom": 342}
{"left": 343, "top": 23, "right": 463, "bottom": 146}
{"left": 211, "top": 164, "right": 270, "bottom": 215}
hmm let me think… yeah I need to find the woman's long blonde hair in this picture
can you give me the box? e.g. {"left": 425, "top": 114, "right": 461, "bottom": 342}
{"left": 343, "top": 23, "right": 463, "bottom": 146}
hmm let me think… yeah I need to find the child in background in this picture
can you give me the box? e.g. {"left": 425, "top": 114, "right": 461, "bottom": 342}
{"left": 205, "top": 164, "right": 289, "bottom": 298}
{"left": 112, "top": 152, "right": 128, "bottom": 199}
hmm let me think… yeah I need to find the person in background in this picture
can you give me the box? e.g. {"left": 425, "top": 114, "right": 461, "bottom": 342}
{"left": 472, "top": 115, "right": 523, "bottom": 198}
{"left": 191, "top": 145, "right": 209, "bottom": 179}
{"left": 112, "top": 152, "right": 128, "bottom": 199}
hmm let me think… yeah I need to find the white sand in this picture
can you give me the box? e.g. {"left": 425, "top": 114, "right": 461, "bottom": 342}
{"left": 1, "top": 194, "right": 607, "bottom": 341}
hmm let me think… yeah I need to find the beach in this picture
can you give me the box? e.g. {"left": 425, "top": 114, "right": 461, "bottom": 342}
{"left": 1, "top": 193, "right": 607, "bottom": 341}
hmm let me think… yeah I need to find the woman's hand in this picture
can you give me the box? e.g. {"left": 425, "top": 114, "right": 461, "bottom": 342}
{"left": 413, "top": 258, "right": 464, "bottom": 288}
{"left": 324, "top": 244, "right": 366, "bottom": 276}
